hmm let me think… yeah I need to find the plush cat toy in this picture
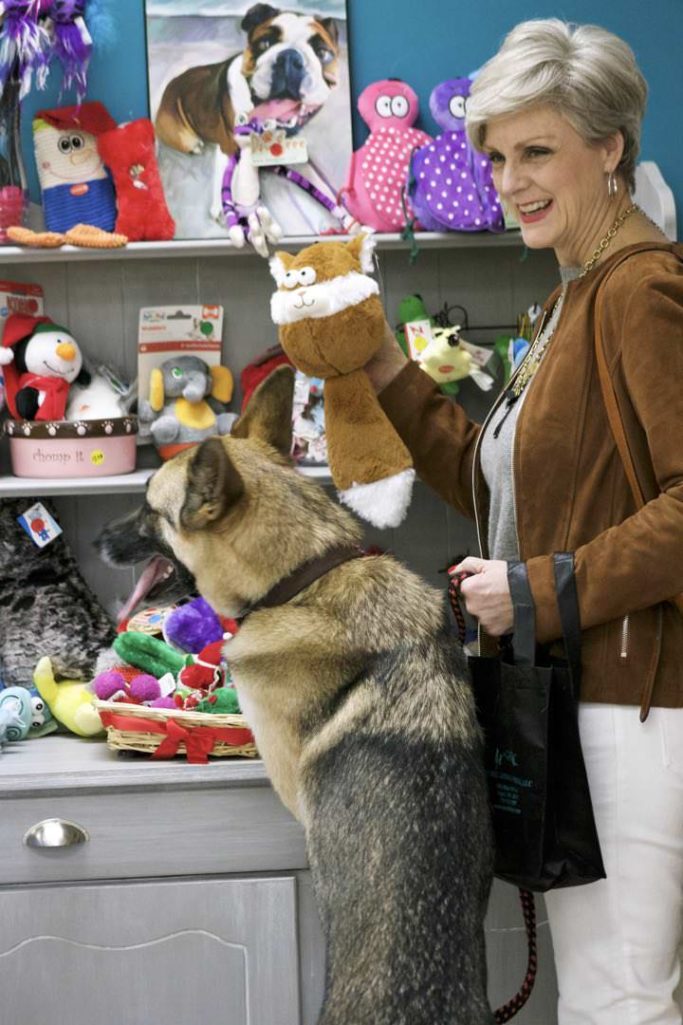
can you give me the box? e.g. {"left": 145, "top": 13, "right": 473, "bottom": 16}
{"left": 269, "top": 232, "right": 414, "bottom": 528}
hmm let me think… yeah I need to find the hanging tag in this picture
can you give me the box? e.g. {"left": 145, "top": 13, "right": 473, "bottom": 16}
{"left": 403, "top": 319, "right": 434, "bottom": 360}
{"left": 250, "top": 129, "right": 308, "bottom": 166}
{"left": 17, "top": 502, "right": 63, "bottom": 548}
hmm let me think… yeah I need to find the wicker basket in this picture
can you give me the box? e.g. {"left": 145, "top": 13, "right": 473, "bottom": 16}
{"left": 95, "top": 700, "right": 257, "bottom": 763}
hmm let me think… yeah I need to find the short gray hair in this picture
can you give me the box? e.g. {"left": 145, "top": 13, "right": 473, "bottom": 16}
{"left": 466, "top": 19, "right": 647, "bottom": 192}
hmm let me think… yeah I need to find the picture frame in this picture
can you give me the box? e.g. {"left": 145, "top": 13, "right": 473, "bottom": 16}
{"left": 145, "top": 0, "right": 353, "bottom": 241}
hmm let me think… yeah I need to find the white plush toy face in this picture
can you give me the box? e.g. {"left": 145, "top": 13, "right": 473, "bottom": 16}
{"left": 270, "top": 234, "right": 379, "bottom": 325}
{"left": 34, "top": 123, "right": 107, "bottom": 185}
{"left": 24, "top": 330, "right": 83, "bottom": 383}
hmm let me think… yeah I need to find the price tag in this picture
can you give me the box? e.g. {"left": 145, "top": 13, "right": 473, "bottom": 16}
{"left": 17, "top": 502, "right": 62, "bottom": 548}
{"left": 250, "top": 131, "right": 308, "bottom": 166}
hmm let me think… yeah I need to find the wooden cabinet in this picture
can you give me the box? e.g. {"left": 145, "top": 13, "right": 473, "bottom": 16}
{"left": 0, "top": 231, "right": 563, "bottom": 1023}
{"left": 0, "top": 735, "right": 325, "bottom": 1025}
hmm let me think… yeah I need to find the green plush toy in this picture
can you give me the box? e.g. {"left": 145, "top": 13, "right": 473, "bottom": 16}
{"left": 113, "top": 632, "right": 189, "bottom": 679}
{"left": 197, "top": 687, "right": 240, "bottom": 715}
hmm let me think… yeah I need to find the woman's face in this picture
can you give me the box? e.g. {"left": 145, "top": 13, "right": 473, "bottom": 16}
{"left": 483, "top": 104, "right": 622, "bottom": 266}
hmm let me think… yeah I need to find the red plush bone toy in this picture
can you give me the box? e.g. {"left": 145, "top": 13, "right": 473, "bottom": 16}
{"left": 97, "top": 118, "right": 175, "bottom": 241}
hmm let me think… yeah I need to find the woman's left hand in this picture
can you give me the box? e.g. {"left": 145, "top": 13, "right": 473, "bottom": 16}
{"left": 451, "top": 557, "right": 514, "bottom": 636}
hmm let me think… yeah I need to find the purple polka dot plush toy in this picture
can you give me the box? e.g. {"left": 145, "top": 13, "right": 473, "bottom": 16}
{"left": 340, "top": 79, "right": 432, "bottom": 233}
{"left": 409, "top": 77, "right": 504, "bottom": 233}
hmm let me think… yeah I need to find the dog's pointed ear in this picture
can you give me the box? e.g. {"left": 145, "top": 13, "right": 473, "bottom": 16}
{"left": 241, "top": 3, "right": 279, "bottom": 35}
{"left": 231, "top": 364, "right": 294, "bottom": 457}
{"left": 269, "top": 251, "right": 293, "bottom": 287}
{"left": 180, "top": 437, "right": 244, "bottom": 531}
{"left": 315, "top": 16, "right": 339, "bottom": 45}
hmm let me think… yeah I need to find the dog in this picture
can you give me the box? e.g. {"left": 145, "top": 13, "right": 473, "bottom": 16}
{"left": 155, "top": 1, "right": 340, "bottom": 226}
{"left": 95, "top": 366, "right": 494, "bottom": 1025}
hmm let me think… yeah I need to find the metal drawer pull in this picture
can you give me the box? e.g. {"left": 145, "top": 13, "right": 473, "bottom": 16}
{"left": 23, "top": 818, "right": 90, "bottom": 848}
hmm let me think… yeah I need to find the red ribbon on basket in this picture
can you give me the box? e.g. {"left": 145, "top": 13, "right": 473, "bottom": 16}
{"left": 98, "top": 710, "right": 255, "bottom": 764}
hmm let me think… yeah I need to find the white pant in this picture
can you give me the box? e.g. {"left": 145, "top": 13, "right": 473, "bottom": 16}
{"left": 544, "top": 703, "right": 683, "bottom": 1025}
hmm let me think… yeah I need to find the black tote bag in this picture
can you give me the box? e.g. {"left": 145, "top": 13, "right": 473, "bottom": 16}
{"left": 468, "top": 553, "right": 606, "bottom": 892}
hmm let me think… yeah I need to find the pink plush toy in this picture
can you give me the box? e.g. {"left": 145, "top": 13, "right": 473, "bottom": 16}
{"left": 339, "top": 79, "right": 432, "bottom": 232}
{"left": 93, "top": 670, "right": 175, "bottom": 709}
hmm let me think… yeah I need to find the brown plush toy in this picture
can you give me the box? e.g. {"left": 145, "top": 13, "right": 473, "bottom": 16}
{"left": 269, "top": 233, "right": 414, "bottom": 528}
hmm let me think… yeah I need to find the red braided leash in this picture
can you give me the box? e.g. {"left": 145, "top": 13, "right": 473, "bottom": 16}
{"left": 447, "top": 564, "right": 539, "bottom": 1022}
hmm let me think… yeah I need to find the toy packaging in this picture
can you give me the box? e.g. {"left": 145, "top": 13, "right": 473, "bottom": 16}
{"left": 292, "top": 370, "right": 327, "bottom": 466}
{"left": 137, "top": 305, "right": 234, "bottom": 457}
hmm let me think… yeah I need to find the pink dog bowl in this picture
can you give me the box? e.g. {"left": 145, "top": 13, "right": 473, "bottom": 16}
{"left": 4, "top": 417, "right": 138, "bottom": 478}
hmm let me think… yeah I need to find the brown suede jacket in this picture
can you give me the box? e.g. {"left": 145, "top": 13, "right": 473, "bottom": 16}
{"left": 379, "top": 242, "right": 683, "bottom": 711}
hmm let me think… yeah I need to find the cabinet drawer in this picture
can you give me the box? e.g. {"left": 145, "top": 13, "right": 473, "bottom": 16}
{"left": 0, "top": 875, "right": 300, "bottom": 1025}
{"left": 0, "top": 786, "right": 307, "bottom": 885}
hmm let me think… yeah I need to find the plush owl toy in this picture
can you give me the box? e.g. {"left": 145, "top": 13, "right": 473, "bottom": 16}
{"left": 270, "top": 232, "right": 414, "bottom": 528}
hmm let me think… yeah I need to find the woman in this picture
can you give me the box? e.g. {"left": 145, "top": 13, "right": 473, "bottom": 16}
{"left": 366, "top": 19, "right": 683, "bottom": 1025}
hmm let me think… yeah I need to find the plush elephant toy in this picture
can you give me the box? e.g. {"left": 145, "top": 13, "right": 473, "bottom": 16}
{"left": 138, "top": 355, "right": 236, "bottom": 459}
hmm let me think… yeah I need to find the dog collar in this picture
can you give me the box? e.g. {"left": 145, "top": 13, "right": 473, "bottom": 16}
{"left": 235, "top": 545, "right": 367, "bottom": 623}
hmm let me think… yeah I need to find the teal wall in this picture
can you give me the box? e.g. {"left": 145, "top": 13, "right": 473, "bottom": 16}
{"left": 20, "top": 0, "right": 682, "bottom": 236}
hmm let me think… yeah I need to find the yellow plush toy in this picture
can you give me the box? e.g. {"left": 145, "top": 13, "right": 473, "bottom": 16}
{"left": 269, "top": 233, "right": 415, "bottom": 528}
{"left": 33, "top": 657, "right": 104, "bottom": 738}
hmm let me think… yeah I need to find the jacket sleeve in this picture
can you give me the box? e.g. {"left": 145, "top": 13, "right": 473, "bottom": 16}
{"left": 378, "top": 360, "right": 482, "bottom": 519}
{"left": 527, "top": 258, "right": 683, "bottom": 641}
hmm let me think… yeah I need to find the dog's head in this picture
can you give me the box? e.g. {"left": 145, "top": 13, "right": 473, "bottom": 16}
{"left": 95, "top": 366, "right": 360, "bottom": 622}
{"left": 240, "top": 3, "right": 339, "bottom": 121}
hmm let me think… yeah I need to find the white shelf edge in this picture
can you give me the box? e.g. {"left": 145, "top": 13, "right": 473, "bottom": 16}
{"left": 0, "top": 230, "right": 523, "bottom": 264}
{"left": 0, "top": 463, "right": 332, "bottom": 497}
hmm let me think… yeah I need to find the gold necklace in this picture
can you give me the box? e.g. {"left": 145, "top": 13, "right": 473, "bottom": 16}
{"left": 508, "top": 301, "right": 560, "bottom": 399}
{"left": 579, "top": 203, "right": 638, "bottom": 277}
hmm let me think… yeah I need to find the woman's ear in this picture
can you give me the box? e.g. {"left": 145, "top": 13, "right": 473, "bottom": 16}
{"left": 603, "top": 129, "right": 625, "bottom": 174}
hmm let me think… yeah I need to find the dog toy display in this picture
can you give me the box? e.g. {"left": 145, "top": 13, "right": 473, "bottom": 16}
{"left": 0, "top": 498, "right": 116, "bottom": 688}
{"left": 409, "top": 77, "right": 504, "bottom": 233}
{"left": 97, "top": 118, "right": 176, "bottom": 241}
{"left": 137, "top": 354, "right": 235, "bottom": 459}
{"left": 340, "top": 79, "right": 432, "bottom": 233}
{"left": 270, "top": 232, "right": 415, "bottom": 528}
{"left": 33, "top": 656, "right": 105, "bottom": 737}
{"left": 32, "top": 102, "right": 118, "bottom": 234}
{"left": 0, "top": 312, "right": 90, "bottom": 420}
{"left": 0, "top": 0, "right": 100, "bottom": 103}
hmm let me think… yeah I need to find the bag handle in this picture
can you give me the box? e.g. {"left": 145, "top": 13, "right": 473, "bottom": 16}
{"left": 593, "top": 246, "right": 683, "bottom": 617}
{"left": 507, "top": 561, "right": 536, "bottom": 666}
{"left": 508, "top": 555, "right": 582, "bottom": 685}
{"left": 553, "top": 552, "right": 582, "bottom": 682}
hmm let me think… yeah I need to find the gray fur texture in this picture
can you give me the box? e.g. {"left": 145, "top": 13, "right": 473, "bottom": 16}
{"left": 0, "top": 499, "right": 115, "bottom": 686}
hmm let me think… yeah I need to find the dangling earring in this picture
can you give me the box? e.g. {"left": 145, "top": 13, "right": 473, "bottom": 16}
{"left": 607, "top": 172, "right": 618, "bottom": 198}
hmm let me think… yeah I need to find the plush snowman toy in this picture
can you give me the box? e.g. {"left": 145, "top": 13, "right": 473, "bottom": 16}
{"left": 0, "top": 314, "right": 90, "bottom": 421}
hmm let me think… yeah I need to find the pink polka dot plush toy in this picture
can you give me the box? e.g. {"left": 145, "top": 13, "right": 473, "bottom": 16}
{"left": 339, "top": 80, "right": 432, "bottom": 233}
{"left": 409, "top": 77, "right": 504, "bottom": 233}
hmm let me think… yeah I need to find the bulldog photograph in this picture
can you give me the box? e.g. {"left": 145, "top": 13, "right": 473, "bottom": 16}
{"left": 146, "top": 0, "right": 353, "bottom": 241}
{"left": 96, "top": 366, "right": 495, "bottom": 1025}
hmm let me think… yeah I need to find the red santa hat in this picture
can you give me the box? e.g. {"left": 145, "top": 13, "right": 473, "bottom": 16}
{"left": 35, "top": 101, "right": 117, "bottom": 137}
